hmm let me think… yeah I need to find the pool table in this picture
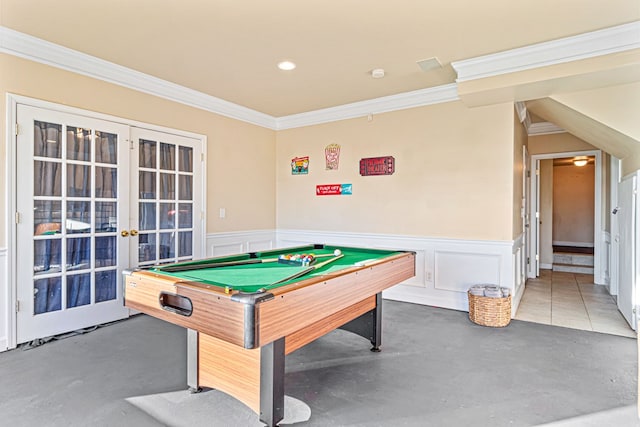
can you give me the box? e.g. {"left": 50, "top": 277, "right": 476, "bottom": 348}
{"left": 124, "top": 244, "right": 415, "bottom": 426}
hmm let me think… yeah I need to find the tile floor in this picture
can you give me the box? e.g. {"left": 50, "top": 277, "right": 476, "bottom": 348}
{"left": 515, "top": 269, "right": 636, "bottom": 338}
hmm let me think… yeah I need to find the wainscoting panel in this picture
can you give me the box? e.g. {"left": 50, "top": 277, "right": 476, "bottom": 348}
{"left": 512, "top": 233, "right": 525, "bottom": 310}
{"left": 206, "top": 230, "right": 276, "bottom": 257}
{"left": 434, "top": 251, "right": 501, "bottom": 292}
{"left": 277, "top": 230, "right": 519, "bottom": 315}
{"left": 0, "top": 247, "right": 8, "bottom": 351}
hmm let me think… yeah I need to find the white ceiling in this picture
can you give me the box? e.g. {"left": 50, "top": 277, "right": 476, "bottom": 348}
{"left": 1, "top": 1, "right": 638, "bottom": 117}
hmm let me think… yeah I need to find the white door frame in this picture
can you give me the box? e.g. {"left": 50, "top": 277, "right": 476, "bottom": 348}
{"left": 521, "top": 145, "right": 529, "bottom": 289}
{"left": 609, "top": 156, "right": 621, "bottom": 296}
{"left": 528, "top": 150, "right": 603, "bottom": 283}
{"left": 4, "top": 94, "right": 207, "bottom": 350}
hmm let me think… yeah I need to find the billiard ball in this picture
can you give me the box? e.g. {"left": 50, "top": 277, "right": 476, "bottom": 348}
{"left": 334, "top": 249, "right": 342, "bottom": 256}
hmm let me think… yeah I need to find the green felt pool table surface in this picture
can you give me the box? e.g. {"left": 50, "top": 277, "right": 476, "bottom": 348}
{"left": 151, "top": 245, "right": 402, "bottom": 293}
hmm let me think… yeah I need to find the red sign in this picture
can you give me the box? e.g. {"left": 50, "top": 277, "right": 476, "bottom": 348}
{"left": 316, "top": 184, "right": 352, "bottom": 196}
{"left": 359, "top": 156, "right": 395, "bottom": 176}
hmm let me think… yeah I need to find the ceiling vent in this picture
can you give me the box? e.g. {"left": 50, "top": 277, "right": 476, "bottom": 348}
{"left": 416, "top": 57, "right": 442, "bottom": 72}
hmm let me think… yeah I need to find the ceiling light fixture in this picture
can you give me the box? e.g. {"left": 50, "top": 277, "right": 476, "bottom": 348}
{"left": 277, "top": 61, "right": 296, "bottom": 71}
{"left": 371, "top": 68, "right": 385, "bottom": 79}
{"left": 573, "top": 157, "right": 588, "bottom": 167}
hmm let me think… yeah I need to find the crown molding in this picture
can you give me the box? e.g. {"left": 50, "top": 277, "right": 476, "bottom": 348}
{"left": 515, "top": 100, "right": 565, "bottom": 135}
{"left": 0, "top": 25, "right": 458, "bottom": 130}
{"left": 452, "top": 21, "right": 640, "bottom": 82}
{"left": 0, "top": 26, "right": 278, "bottom": 129}
{"left": 2, "top": 22, "right": 637, "bottom": 131}
{"left": 274, "top": 84, "right": 459, "bottom": 130}
{"left": 514, "top": 101, "right": 528, "bottom": 123}
{"left": 528, "top": 122, "right": 566, "bottom": 136}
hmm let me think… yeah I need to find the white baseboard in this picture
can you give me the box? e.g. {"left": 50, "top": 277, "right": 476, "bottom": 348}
{"left": 552, "top": 241, "right": 594, "bottom": 248}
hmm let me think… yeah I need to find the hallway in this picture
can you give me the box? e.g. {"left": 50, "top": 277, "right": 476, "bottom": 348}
{"left": 515, "top": 270, "right": 636, "bottom": 338}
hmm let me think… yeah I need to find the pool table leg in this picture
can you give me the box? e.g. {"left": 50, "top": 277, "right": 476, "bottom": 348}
{"left": 187, "top": 328, "right": 201, "bottom": 393}
{"left": 260, "top": 337, "right": 285, "bottom": 427}
{"left": 339, "top": 292, "right": 383, "bottom": 351}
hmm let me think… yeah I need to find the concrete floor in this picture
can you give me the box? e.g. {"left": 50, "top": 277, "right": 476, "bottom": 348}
{"left": 0, "top": 300, "right": 637, "bottom": 426}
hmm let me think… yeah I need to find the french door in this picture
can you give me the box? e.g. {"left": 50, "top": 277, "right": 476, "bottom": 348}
{"left": 129, "top": 127, "right": 203, "bottom": 268}
{"left": 15, "top": 105, "right": 203, "bottom": 344}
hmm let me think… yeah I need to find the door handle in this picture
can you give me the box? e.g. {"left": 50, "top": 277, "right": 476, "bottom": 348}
{"left": 121, "top": 230, "right": 129, "bottom": 237}
{"left": 130, "top": 229, "right": 139, "bottom": 236}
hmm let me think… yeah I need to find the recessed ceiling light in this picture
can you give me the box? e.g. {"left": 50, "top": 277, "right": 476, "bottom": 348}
{"left": 371, "top": 68, "right": 385, "bottom": 79}
{"left": 277, "top": 61, "right": 296, "bottom": 71}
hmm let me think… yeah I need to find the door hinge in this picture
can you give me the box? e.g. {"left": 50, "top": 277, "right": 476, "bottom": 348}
{"left": 130, "top": 140, "right": 134, "bottom": 150}
{"left": 527, "top": 257, "right": 530, "bottom": 265}
{"left": 535, "top": 254, "right": 539, "bottom": 261}
{"left": 15, "top": 123, "right": 20, "bottom": 136}
{"left": 526, "top": 170, "right": 530, "bottom": 178}
{"left": 15, "top": 212, "right": 21, "bottom": 224}
{"left": 15, "top": 300, "right": 20, "bottom": 313}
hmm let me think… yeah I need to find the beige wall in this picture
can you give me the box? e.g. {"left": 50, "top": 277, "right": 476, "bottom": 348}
{"left": 553, "top": 163, "right": 595, "bottom": 245}
{"left": 1, "top": 54, "right": 527, "bottom": 246}
{"left": 0, "top": 54, "right": 277, "bottom": 246}
{"left": 276, "top": 101, "right": 516, "bottom": 241}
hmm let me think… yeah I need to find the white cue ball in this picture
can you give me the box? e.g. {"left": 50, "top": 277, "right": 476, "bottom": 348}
{"left": 334, "top": 249, "right": 342, "bottom": 256}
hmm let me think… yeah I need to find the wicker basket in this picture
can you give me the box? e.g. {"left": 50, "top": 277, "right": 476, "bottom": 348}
{"left": 468, "top": 291, "right": 512, "bottom": 327}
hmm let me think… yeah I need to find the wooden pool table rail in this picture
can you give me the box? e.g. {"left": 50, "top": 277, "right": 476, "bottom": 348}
{"left": 124, "top": 251, "right": 414, "bottom": 350}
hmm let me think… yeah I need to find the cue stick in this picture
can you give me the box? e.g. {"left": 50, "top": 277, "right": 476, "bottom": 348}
{"left": 159, "top": 251, "right": 338, "bottom": 273}
{"left": 313, "top": 253, "right": 337, "bottom": 259}
{"left": 269, "top": 254, "right": 344, "bottom": 285}
{"left": 158, "top": 257, "right": 280, "bottom": 272}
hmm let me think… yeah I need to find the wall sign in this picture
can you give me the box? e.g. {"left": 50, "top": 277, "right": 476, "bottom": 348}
{"left": 316, "top": 183, "right": 352, "bottom": 196}
{"left": 325, "top": 143, "right": 341, "bottom": 170}
{"left": 360, "top": 156, "right": 395, "bottom": 176}
{"left": 291, "top": 156, "right": 309, "bottom": 175}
